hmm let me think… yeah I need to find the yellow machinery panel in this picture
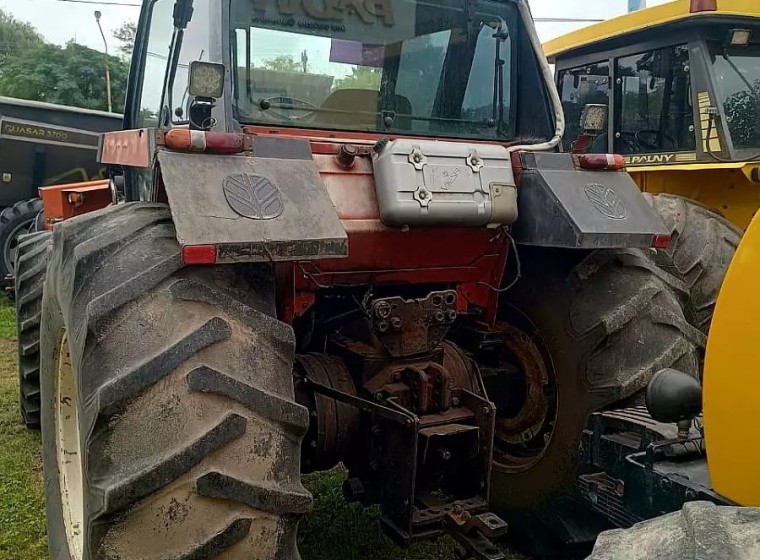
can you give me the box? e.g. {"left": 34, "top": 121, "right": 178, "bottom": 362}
{"left": 704, "top": 210, "right": 760, "bottom": 506}
{"left": 544, "top": 0, "right": 760, "bottom": 61}
{"left": 630, "top": 165, "right": 760, "bottom": 229}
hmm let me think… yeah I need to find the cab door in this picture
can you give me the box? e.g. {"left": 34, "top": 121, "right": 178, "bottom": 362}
{"left": 612, "top": 44, "right": 698, "bottom": 165}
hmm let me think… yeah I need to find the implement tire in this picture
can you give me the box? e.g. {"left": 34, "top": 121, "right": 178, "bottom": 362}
{"left": 489, "top": 248, "right": 705, "bottom": 554}
{"left": 40, "top": 203, "right": 311, "bottom": 560}
{"left": 645, "top": 194, "right": 742, "bottom": 334}
{"left": 15, "top": 231, "right": 52, "bottom": 430}
{"left": 0, "top": 198, "right": 44, "bottom": 279}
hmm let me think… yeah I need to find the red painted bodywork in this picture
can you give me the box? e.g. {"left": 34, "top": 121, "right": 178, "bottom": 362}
{"left": 275, "top": 145, "right": 510, "bottom": 326}
{"left": 690, "top": 0, "right": 717, "bottom": 12}
{"left": 95, "top": 127, "right": 511, "bottom": 327}
{"left": 100, "top": 129, "right": 154, "bottom": 168}
{"left": 39, "top": 180, "right": 111, "bottom": 229}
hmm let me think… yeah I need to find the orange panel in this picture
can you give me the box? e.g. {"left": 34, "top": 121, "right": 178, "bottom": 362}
{"left": 39, "top": 180, "right": 111, "bottom": 229}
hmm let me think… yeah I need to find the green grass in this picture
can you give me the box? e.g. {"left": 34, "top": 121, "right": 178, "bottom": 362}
{"left": 0, "top": 300, "right": 17, "bottom": 340}
{"left": 0, "top": 298, "right": 47, "bottom": 560}
{"left": 300, "top": 469, "right": 460, "bottom": 560}
{"left": 0, "top": 296, "right": 520, "bottom": 560}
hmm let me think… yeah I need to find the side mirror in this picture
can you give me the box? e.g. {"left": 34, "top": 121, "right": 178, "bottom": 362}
{"left": 579, "top": 103, "right": 609, "bottom": 132}
{"left": 646, "top": 369, "right": 702, "bottom": 431}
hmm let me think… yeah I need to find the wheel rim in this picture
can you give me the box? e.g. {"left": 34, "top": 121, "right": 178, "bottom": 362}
{"left": 490, "top": 323, "right": 558, "bottom": 473}
{"left": 56, "top": 330, "right": 84, "bottom": 559}
{"left": 4, "top": 219, "right": 34, "bottom": 273}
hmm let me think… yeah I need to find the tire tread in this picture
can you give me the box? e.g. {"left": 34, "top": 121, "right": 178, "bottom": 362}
{"left": 15, "top": 229, "right": 52, "bottom": 429}
{"left": 41, "top": 203, "right": 310, "bottom": 559}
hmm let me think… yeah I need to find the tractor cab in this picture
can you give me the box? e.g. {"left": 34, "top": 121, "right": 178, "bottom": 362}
{"left": 544, "top": 0, "right": 760, "bottom": 228}
{"left": 128, "top": 0, "right": 555, "bottom": 146}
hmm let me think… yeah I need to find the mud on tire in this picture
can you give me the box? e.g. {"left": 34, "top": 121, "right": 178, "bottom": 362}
{"left": 489, "top": 248, "right": 705, "bottom": 553}
{"left": 15, "top": 231, "right": 52, "bottom": 429}
{"left": 589, "top": 502, "right": 760, "bottom": 560}
{"left": 645, "top": 194, "right": 742, "bottom": 334}
{"left": 40, "top": 203, "right": 312, "bottom": 560}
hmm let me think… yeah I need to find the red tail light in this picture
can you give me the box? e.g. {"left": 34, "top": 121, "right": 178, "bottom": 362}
{"left": 182, "top": 245, "right": 217, "bottom": 265}
{"left": 691, "top": 0, "right": 717, "bottom": 12}
{"left": 653, "top": 234, "right": 671, "bottom": 249}
{"left": 164, "top": 130, "right": 245, "bottom": 154}
{"left": 205, "top": 132, "right": 245, "bottom": 154}
{"left": 577, "top": 154, "right": 626, "bottom": 171}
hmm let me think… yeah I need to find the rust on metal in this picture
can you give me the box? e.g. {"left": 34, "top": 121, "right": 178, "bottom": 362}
{"left": 336, "top": 143, "right": 359, "bottom": 169}
{"left": 370, "top": 290, "right": 458, "bottom": 357}
{"left": 418, "top": 407, "right": 475, "bottom": 428}
{"left": 493, "top": 322, "right": 550, "bottom": 445}
{"left": 442, "top": 341, "right": 480, "bottom": 394}
{"left": 98, "top": 128, "right": 155, "bottom": 168}
{"left": 39, "top": 180, "right": 111, "bottom": 229}
{"left": 442, "top": 505, "right": 509, "bottom": 560}
{"left": 295, "top": 354, "right": 359, "bottom": 472}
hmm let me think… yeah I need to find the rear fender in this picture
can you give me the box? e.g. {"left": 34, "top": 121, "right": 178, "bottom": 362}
{"left": 156, "top": 137, "right": 347, "bottom": 263}
{"left": 511, "top": 152, "right": 668, "bottom": 249}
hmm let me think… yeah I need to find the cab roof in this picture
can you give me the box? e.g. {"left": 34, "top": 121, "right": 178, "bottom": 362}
{"left": 543, "top": 0, "right": 760, "bottom": 62}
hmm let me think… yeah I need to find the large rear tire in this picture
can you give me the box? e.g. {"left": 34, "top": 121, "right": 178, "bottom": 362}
{"left": 645, "top": 194, "right": 742, "bottom": 334}
{"left": 0, "top": 198, "right": 44, "bottom": 279}
{"left": 40, "top": 203, "right": 311, "bottom": 560}
{"left": 488, "top": 248, "right": 705, "bottom": 553}
{"left": 15, "top": 231, "right": 52, "bottom": 429}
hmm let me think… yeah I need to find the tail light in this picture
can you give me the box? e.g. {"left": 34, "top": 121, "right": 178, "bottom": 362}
{"left": 653, "top": 234, "right": 671, "bottom": 249}
{"left": 690, "top": 0, "right": 717, "bottom": 12}
{"left": 164, "top": 130, "right": 245, "bottom": 154}
{"left": 182, "top": 245, "right": 217, "bottom": 265}
{"left": 577, "top": 154, "right": 626, "bottom": 171}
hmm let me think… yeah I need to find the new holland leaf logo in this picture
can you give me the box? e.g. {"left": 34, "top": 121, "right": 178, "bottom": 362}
{"left": 583, "top": 184, "right": 627, "bottom": 220}
{"left": 223, "top": 174, "right": 284, "bottom": 220}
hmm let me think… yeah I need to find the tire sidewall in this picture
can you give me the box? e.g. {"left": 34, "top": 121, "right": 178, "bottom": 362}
{"left": 40, "top": 277, "right": 74, "bottom": 560}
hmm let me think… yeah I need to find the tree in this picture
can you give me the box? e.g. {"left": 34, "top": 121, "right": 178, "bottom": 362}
{"left": 0, "top": 10, "right": 43, "bottom": 67}
{"left": 334, "top": 66, "right": 381, "bottom": 90}
{"left": 0, "top": 41, "right": 129, "bottom": 112}
{"left": 113, "top": 21, "right": 137, "bottom": 59}
{"left": 262, "top": 55, "right": 302, "bottom": 72}
{"left": 723, "top": 81, "right": 760, "bottom": 149}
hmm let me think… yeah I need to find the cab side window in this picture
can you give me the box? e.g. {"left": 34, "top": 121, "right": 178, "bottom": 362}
{"left": 615, "top": 45, "right": 695, "bottom": 154}
{"left": 558, "top": 61, "right": 610, "bottom": 153}
{"left": 169, "top": 0, "right": 211, "bottom": 124}
{"left": 133, "top": 0, "right": 174, "bottom": 128}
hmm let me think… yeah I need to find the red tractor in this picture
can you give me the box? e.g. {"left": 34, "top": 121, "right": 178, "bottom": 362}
{"left": 16, "top": 0, "right": 703, "bottom": 558}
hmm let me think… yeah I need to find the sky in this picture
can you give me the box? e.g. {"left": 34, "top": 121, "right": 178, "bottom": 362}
{"left": 0, "top": 0, "right": 675, "bottom": 55}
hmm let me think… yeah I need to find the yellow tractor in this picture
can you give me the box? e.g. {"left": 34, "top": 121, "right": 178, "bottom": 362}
{"left": 585, "top": 205, "right": 760, "bottom": 559}
{"left": 544, "top": 0, "right": 760, "bottom": 334}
